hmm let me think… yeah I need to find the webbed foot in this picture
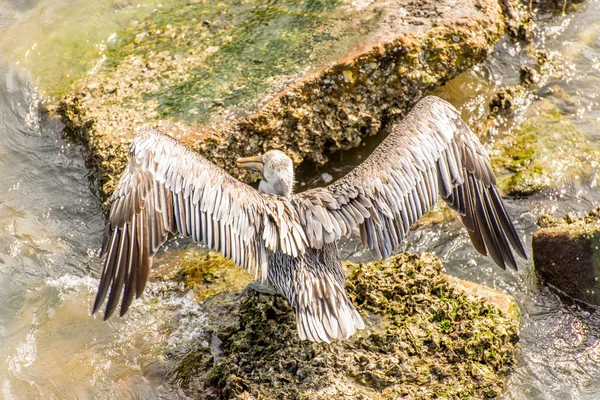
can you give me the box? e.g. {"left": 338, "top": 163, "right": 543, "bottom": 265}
{"left": 235, "top": 282, "right": 278, "bottom": 300}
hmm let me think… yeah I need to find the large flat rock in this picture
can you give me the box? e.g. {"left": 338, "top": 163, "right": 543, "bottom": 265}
{"left": 57, "top": 0, "right": 513, "bottom": 201}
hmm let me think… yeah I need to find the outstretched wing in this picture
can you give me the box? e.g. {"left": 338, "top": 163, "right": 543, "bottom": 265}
{"left": 93, "top": 128, "right": 308, "bottom": 320}
{"left": 292, "top": 96, "right": 526, "bottom": 269}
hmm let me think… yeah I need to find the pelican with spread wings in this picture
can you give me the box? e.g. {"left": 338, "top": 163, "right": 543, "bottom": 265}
{"left": 93, "top": 96, "right": 526, "bottom": 343}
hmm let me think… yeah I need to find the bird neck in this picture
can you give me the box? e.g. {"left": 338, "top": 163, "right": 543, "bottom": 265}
{"left": 259, "top": 170, "right": 294, "bottom": 197}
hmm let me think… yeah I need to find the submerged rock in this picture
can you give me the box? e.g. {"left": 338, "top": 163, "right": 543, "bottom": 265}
{"left": 491, "top": 98, "right": 600, "bottom": 196}
{"left": 165, "top": 251, "right": 519, "bottom": 399}
{"left": 533, "top": 208, "right": 600, "bottom": 306}
{"left": 56, "top": 0, "right": 516, "bottom": 203}
{"left": 482, "top": 13, "right": 600, "bottom": 197}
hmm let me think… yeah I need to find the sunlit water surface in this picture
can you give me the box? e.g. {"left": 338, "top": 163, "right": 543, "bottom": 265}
{"left": 0, "top": 0, "right": 599, "bottom": 398}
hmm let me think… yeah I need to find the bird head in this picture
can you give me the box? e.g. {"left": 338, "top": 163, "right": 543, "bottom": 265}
{"left": 237, "top": 150, "right": 294, "bottom": 197}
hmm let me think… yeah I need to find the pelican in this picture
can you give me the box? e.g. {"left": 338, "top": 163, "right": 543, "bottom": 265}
{"left": 93, "top": 96, "right": 526, "bottom": 343}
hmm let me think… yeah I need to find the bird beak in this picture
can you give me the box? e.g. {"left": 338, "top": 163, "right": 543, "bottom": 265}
{"left": 236, "top": 154, "right": 264, "bottom": 173}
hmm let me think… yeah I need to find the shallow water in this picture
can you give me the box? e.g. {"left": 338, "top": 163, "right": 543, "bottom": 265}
{"left": 0, "top": 63, "right": 204, "bottom": 398}
{"left": 0, "top": 0, "right": 599, "bottom": 398}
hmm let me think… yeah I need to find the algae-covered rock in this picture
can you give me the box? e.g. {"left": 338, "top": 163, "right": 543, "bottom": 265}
{"left": 533, "top": 207, "right": 600, "bottom": 306}
{"left": 169, "top": 252, "right": 518, "bottom": 399}
{"left": 57, "top": 0, "right": 511, "bottom": 202}
{"left": 491, "top": 97, "right": 600, "bottom": 196}
{"left": 167, "top": 249, "right": 252, "bottom": 300}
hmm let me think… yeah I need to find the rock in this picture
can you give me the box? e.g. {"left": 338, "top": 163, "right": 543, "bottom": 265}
{"left": 499, "top": 0, "right": 534, "bottom": 41}
{"left": 532, "top": 0, "right": 586, "bottom": 9}
{"left": 446, "top": 275, "right": 520, "bottom": 320}
{"left": 491, "top": 98, "right": 600, "bottom": 196}
{"left": 164, "top": 251, "right": 519, "bottom": 399}
{"left": 56, "top": 0, "right": 520, "bottom": 203}
{"left": 533, "top": 208, "right": 600, "bottom": 306}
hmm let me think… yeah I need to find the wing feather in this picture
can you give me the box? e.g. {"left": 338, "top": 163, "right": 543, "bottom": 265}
{"left": 93, "top": 128, "right": 308, "bottom": 319}
{"left": 292, "top": 96, "right": 526, "bottom": 270}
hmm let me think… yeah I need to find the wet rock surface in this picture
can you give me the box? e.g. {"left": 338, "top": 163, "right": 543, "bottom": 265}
{"left": 162, "top": 252, "right": 519, "bottom": 399}
{"left": 56, "top": 0, "right": 511, "bottom": 203}
{"left": 533, "top": 207, "right": 600, "bottom": 306}
{"left": 491, "top": 96, "right": 600, "bottom": 196}
{"left": 465, "top": 34, "right": 598, "bottom": 196}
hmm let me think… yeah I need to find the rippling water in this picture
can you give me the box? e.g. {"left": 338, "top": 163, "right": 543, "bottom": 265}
{"left": 0, "top": 63, "right": 199, "bottom": 398}
{"left": 0, "top": 0, "right": 599, "bottom": 398}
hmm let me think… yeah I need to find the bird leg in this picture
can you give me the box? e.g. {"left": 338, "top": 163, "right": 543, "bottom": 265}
{"left": 235, "top": 281, "right": 278, "bottom": 300}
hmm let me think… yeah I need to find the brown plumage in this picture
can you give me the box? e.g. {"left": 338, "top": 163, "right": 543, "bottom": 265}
{"left": 93, "top": 96, "right": 527, "bottom": 342}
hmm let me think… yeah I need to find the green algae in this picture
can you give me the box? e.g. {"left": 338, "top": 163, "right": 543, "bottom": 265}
{"left": 172, "top": 250, "right": 252, "bottom": 300}
{"left": 91, "top": 0, "right": 371, "bottom": 125}
{"left": 491, "top": 98, "right": 600, "bottom": 196}
{"left": 171, "top": 252, "right": 518, "bottom": 399}
{"left": 492, "top": 126, "right": 549, "bottom": 196}
{"left": 58, "top": 0, "right": 509, "bottom": 203}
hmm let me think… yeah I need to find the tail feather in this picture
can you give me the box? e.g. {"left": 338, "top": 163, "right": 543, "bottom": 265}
{"left": 269, "top": 244, "right": 365, "bottom": 343}
{"left": 295, "top": 281, "right": 364, "bottom": 343}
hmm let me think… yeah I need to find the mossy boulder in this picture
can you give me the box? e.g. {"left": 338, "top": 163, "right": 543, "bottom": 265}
{"left": 56, "top": 0, "right": 515, "bottom": 203}
{"left": 168, "top": 249, "right": 252, "bottom": 300}
{"left": 491, "top": 97, "right": 600, "bottom": 196}
{"left": 166, "top": 251, "right": 519, "bottom": 399}
{"left": 533, "top": 207, "right": 600, "bottom": 306}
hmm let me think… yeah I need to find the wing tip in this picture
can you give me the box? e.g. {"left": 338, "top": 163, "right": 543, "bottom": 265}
{"left": 460, "top": 176, "right": 527, "bottom": 271}
{"left": 102, "top": 308, "right": 114, "bottom": 321}
{"left": 91, "top": 297, "right": 103, "bottom": 316}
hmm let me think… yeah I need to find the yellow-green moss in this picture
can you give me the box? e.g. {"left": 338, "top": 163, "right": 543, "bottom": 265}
{"left": 159, "top": 249, "right": 252, "bottom": 300}
{"left": 57, "top": 0, "right": 509, "bottom": 203}
{"left": 101, "top": 0, "right": 369, "bottom": 124}
{"left": 492, "top": 127, "right": 549, "bottom": 196}
{"left": 170, "top": 252, "right": 519, "bottom": 399}
{"left": 492, "top": 98, "right": 600, "bottom": 196}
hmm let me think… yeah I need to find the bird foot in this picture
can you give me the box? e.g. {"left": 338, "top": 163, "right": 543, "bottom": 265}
{"left": 235, "top": 282, "right": 278, "bottom": 300}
